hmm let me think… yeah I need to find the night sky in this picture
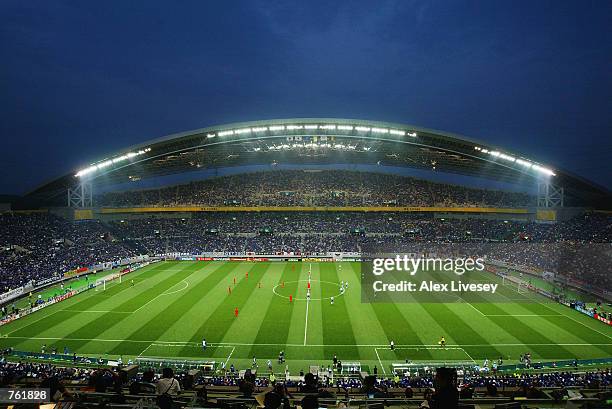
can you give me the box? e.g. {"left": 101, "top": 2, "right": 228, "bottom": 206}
{"left": 1, "top": 0, "right": 611, "bottom": 195}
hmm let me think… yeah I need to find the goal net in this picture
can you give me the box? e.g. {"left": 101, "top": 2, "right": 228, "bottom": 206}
{"left": 94, "top": 272, "right": 123, "bottom": 291}
{"left": 94, "top": 279, "right": 106, "bottom": 291}
{"left": 502, "top": 275, "right": 529, "bottom": 295}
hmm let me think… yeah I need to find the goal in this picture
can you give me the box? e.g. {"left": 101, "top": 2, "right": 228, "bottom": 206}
{"left": 94, "top": 272, "right": 123, "bottom": 291}
{"left": 502, "top": 275, "right": 529, "bottom": 295}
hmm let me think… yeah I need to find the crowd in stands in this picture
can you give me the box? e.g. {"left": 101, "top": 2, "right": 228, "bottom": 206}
{"left": 1, "top": 210, "right": 610, "bottom": 294}
{"left": 0, "top": 213, "right": 136, "bottom": 293}
{"left": 96, "top": 170, "right": 535, "bottom": 208}
{"left": 107, "top": 211, "right": 611, "bottom": 292}
{"left": 0, "top": 358, "right": 610, "bottom": 407}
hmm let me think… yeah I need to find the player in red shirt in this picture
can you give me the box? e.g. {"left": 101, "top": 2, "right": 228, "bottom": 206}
{"left": 289, "top": 295, "right": 293, "bottom": 303}
{"left": 234, "top": 307, "right": 239, "bottom": 317}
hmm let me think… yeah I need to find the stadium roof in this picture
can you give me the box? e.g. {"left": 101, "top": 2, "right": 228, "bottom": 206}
{"left": 27, "top": 118, "right": 610, "bottom": 206}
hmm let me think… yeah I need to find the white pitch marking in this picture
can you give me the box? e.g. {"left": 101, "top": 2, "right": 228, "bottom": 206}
{"left": 161, "top": 280, "right": 189, "bottom": 296}
{"left": 224, "top": 346, "right": 236, "bottom": 367}
{"left": 61, "top": 310, "right": 132, "bottom": 314}
{"left": 304, "top": 297, "right": 310, "bottom": 346}
{"left": 5, "top": 336, "right": 610, "bottom": 348}
{"left": 137, "top": 343, "right": 153, "bottom": 358}
{"left": 484, "top": 314, "right": 563, "bottom": 317}
{"left": 374, "top": 347, "right": 386, "bottom": 375}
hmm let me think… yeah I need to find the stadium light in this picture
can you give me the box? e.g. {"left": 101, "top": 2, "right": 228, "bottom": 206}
{"left": 269, "top": 125, "right": 285, "bottom": 131}
{"left": 218, "top": 130, "right": 234, "bottom": 136}
{"left": 475, "top": 145, "right": 555, "bottom": 176}
{"left": 371, "top": 127, "right": 389, "bottom": 134}
{"left": 304, "top": 125, "right": 318, "bottom": 130}
{"left": 515, "top": 158, "right": 532, "bottom": 168}
{"left": 252, "top": 127, "right": 268, "bottom": 132}
{"left": 498, "top": 153, "right": 516, "bottom": 162}
{"left": 338, "top": 125, "right": 354, "bottom": 131}
{"left": 75, "top": 148, "right": 151, "bottom": 177}
{"left": 389, "top": 129, "right": 405, "bottom": 136}
{"left": 355, "top": 126, "right": 371, "bottom": 132}
{"left": 532, "top": 164, "right": 556, "bottom": 176}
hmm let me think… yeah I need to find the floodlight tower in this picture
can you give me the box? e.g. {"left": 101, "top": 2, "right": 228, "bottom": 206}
{"left": 537, "top": 181, "right": 564, "bottom": 208}
{"left": 67, "top": 181, "right": 93, "bottom": 208}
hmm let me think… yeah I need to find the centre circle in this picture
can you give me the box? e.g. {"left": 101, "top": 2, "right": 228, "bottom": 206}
{"left": 272, "top": 279, "right": 346, "bottom": 301}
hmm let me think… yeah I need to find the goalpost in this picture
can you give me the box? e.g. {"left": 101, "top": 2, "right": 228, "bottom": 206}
{"left": 94, "top": 271, "right": 123, "bottom": 291}
{"left": 502, "top": 275, "right": 529, "bottom": 295}
{"left": 94, "top": 279, "right": 106, "bottom": 291}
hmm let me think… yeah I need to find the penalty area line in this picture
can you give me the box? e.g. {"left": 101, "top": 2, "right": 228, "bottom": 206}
{"left": 224, "top": 346, "right": 236, "bottom": 368}
{"left": 374, "top": 348, "right": 386, "bottom": 375}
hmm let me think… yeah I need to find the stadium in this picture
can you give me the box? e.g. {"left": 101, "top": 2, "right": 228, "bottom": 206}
{"left": 0, "top": 118, "right": 610, "bottom": 408}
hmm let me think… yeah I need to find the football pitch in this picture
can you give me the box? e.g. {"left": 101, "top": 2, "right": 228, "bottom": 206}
{"left": 1, "top": 260, "right": 610, "bottom": 374}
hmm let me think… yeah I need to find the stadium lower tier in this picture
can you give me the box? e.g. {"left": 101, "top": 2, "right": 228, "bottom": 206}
{"left": 2, "top": 212, "right": 610, "bottom": 295}
{"left": 1, "top": 261, "right": 610, "bottom": 370}
{"left": 1, "top": 359, "right": 611, "bottom": 408}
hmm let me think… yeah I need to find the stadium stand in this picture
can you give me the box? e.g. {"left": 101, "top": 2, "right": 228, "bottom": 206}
{"left": 0, "top": 213, "right": 136, "bottom": 293}
{"left": 1, "top": 208, "right": 610, "bottom": 294}
{"left": 0, "top": 358, "right": 610, "bottom": 407}
{"left": 96, "top": 171, "right": 535, "bottom": 208}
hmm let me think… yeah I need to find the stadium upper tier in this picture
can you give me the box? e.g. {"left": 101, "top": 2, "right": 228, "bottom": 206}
{"left": 96, "top": 170, "right": 535, "bottom": 208}
{"left": 26, "top": 118, "right": 610, "bottom": 206}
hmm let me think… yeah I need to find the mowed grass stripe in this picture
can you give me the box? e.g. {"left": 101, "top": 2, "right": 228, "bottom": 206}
{"left": 459, "top": 276, "right": 601, "bottom": 357}
{"left": 320, "top": 263, "right": 359, "bottom": 359}
{"left": 7, "top": 262, "right": 174, "bottom": 338}
{"left": 300, "top": 263, "right": 325, "bottom": 359}
{"left": 249, "top": 263, "right": 300, "bottom": 357}
{"left": 219, "top": 263, "right": 287, "bottom": 362}
{"left": 49, "top": 262, "right": 203, "bottom": 352}
{"left": 423, "top": 303, "right": 504, "bottom": 360}
{"left": 284, "top": 265, "right": 310, "bottom": 347}
{"left": 339, "top": 263, "right": 392, "bottom": 364}
{"left": 108, "top": 261, "right": 236, "bottom": 355}
{"left": 180, "top": 262, "right": 271, "bottom": 357}
{"left": 474, "top": 294, "right": 611, "bottom": 349}
{"left": 351, "top": 264, "right": 431, "bottom": 359}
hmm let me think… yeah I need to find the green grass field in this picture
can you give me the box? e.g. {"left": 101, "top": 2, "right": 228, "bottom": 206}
{"left": 0, "top": 260, "right": 610, "bottom": 375}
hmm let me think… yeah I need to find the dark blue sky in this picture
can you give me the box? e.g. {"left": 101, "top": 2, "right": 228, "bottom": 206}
{"left": 1, "top": 0, "right": 611, "bottom": 195}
